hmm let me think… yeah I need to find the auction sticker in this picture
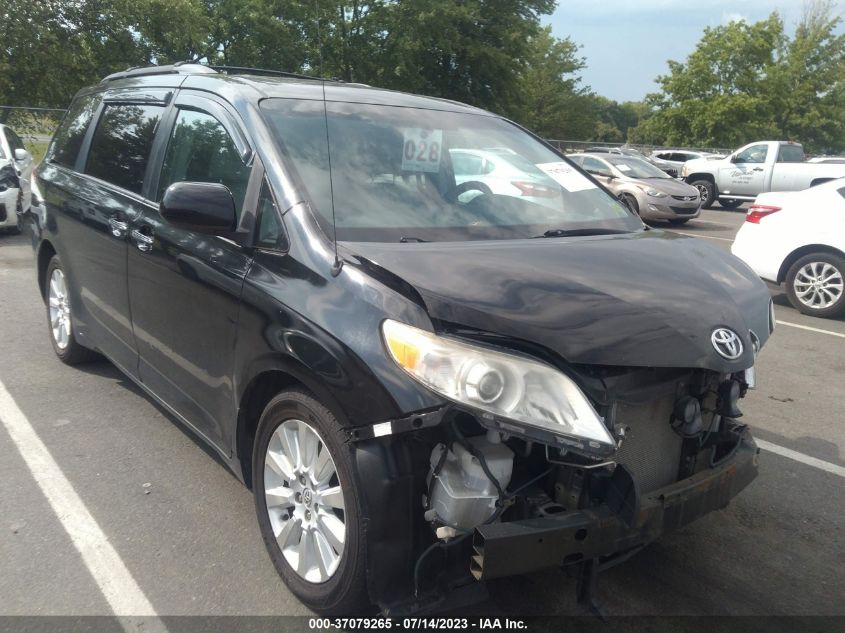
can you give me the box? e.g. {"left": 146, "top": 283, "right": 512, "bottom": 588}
{"left": 402, "top": 128, "right": 443, "bottom": 172}
{"left": 536, "top": 161, "right": 597, "bottom": 192}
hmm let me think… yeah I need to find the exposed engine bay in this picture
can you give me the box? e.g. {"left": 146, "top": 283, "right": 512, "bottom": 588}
{"left": 360, "top": 364, "right": 759, "bottom": 614}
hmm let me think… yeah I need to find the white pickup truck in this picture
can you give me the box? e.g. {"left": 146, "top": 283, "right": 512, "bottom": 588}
{"left": 681, "top": 140, "right": 845, "bottom": 209}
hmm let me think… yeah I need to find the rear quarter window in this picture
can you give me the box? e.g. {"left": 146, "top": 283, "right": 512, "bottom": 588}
{"left": 48, "top": 93, "right": 101, "bottom": 169}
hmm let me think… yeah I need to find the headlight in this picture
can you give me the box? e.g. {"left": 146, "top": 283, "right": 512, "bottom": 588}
{"left": 381, "top": 319, "right": 615, "bottom": 455}
{"left": 641, "top": 186, "right": 667, "bottom": 197}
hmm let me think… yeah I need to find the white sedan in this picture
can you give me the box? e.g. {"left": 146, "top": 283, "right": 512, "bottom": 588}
{"left": 0, "top": 124, "right": 34, "bottom": 234}
{"left": 732, "top": 178, "right": 845, "bottom": 318}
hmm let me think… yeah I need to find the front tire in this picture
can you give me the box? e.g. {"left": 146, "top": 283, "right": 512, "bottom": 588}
{"left": 45, "top": 255, "right": 99, "bottom": 364}
{"left": 785, "top": 253, "right": 845, "bottom": 318}
{"left": 668, "top": 218, "right": 689, "bottom": 225}
{"left": 620, "top": 193, "right": 639, "bottom": 215}
{"left": 253, "top": 389, "right": 370, "bottom": 614}
{"left": 690, "top": 179, "right": 716, "bottom": 209}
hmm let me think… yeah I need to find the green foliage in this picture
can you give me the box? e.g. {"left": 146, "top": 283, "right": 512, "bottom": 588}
{"left": 631, "top": 2, "right": 845, "bottom": 153}
{"left": 1, "top": 0, "right": 597, "bottom": 140}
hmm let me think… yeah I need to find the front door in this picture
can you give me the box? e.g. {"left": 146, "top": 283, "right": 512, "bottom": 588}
{"left": 127, "top": 97, "right": 255, "bottom": 450}
{"left": 719, "top": 143, "right": 769, "bottom": 196}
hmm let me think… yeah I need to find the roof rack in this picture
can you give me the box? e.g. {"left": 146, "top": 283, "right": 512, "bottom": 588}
{"left": 100, "top": 62, "right": 341, "bottom": 85}
{"left": 100, "top": 62, "right": 217, "bottom": 83}
{"left": 209, "top": 65, "right": 326, "bottom": 82}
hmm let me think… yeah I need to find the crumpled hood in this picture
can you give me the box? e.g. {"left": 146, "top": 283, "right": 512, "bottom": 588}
{"left": 346, "top": 231, "right": 772, "bottom": 372}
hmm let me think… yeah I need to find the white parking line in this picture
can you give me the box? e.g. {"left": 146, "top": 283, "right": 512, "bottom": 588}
{"left": 669, "top": 231, "right": 734, "bottom": 242}
{"left": 0, "top": 380, "right": 166, "bottom": 632}
{"left": 756, "top": 439, "right": 845, "bottom": 478}
{"left": 776, "top": 320, "right": 845, "bottom": 339}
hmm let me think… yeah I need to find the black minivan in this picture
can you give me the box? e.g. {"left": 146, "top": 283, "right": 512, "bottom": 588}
{"left": 28, "top": 64, "right": 773, "bottom": 614}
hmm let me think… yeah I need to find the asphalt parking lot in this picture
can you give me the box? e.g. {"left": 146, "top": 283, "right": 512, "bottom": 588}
{"left": 0, "top": 209, "right": 843, "bottom": 622}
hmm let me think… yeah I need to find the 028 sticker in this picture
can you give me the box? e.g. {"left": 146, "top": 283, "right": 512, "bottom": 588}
{"left": 402, "top": 128, "right": 443, "bottom": 173}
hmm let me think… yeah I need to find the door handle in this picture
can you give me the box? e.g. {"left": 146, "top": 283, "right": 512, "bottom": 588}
{"left": 131, "top": 228, "right": 154, "bottom": 253}
{"left": 108, "top": 217, "right": 128, "bottom": 238}
{"left": 752, "top": 167, "right": 764, "bottom": 172}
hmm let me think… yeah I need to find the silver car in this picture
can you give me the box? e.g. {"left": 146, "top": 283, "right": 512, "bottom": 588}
{"left": 570, "top": 153, "right": 701, "bottom": 224}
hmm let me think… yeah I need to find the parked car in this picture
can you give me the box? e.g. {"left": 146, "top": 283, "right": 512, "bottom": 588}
{"left": 650, "top": 149, "right": 723, "bottom": 173}
{"left": 569, "top": 153, "right": 701, "bottom": 224}
{"left": 585, "top": 146, "right": 678, "bottom": 177}
{"left": 30, "top": 63, "right": 772, "bottom": 615}
{"left": 0, "top": 123, "right": 34, "bottom": 233}
{"left": 682, "top": 141, "right": 845, "bottom": 209}
{"left": 449, "top": 147, "right": 560, "bottom": 206}
{"left": 732, "top": 178, "right": 845, "bottom": 318}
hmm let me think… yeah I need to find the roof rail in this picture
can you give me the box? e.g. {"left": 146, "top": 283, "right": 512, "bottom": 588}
{"left": 100, "top": 62, "right": 217, "bottom": 83}
{"left": 209, "top": 65, "right": 326, "bottom": 82}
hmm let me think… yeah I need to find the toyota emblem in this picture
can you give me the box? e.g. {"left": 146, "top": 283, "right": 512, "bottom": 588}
{"left": 711, "top": 328, "right": 743, "bottom": 360}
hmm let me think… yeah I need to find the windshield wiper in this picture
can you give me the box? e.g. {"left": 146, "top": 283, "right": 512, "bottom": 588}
{"left": 399, "top": 236, "right": 429, "bottom": 243}
{"left": 531, "top": 228, "right": 632, "bottom": 239}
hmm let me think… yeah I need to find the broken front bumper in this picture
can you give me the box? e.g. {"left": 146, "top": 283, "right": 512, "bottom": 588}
{"left": 471, "top": 434, "right": 759, "bottom": 580}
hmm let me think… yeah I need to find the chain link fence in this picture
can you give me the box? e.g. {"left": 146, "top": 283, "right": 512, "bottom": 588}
{"left": 0, "top": 106, "right": 66, "bottom": 162}
{"left": 546, "top": 139, "right": 734, "bottom": 156}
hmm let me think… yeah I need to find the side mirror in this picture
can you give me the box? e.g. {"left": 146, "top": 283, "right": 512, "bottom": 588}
{"left": 730, "top": 155, "right": 739, "bottom": 163}
{"left": 14, "top": 148, "right": 30, "bottom": 162}
{"left": 160, "top": 182, "right": 237, "bottom": 235}
{"left": 598, "top": 171, "right": 614, "bottom": 179}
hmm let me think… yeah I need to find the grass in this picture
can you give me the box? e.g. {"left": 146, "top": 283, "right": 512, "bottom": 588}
{"left": 23, "top": 140, "right": 49, "bottom": 164}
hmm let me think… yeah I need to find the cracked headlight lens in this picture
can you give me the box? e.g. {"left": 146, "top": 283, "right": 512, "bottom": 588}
{"left": 382, "top": 319, "right": 615, "bottom": 455}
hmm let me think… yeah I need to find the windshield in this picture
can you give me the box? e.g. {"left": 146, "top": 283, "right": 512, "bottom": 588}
{"left": 606, "top": 156, "right": 670, "bottom": 179}
{"left": 261, "top": 99, "right": 641, "bottom": 242}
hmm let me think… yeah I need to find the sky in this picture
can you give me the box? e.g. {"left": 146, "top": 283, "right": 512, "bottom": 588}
{"left": 544, "top": 0, "right": 845, "bottom": 102}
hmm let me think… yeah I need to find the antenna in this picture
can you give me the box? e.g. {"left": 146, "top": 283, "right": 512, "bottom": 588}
{"left": 313, "top": 2, "right": 342, "bottom": 275}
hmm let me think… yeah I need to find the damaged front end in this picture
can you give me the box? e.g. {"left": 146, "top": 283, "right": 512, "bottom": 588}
{"left": 351, "top": 341, "right": 761, "bottom": 615}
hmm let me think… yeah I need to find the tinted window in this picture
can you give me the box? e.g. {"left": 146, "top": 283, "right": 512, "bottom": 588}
{"left": 581, "top": 156, "right": 609, "bottom": 174}
{"left": 158, "top": 110, "right": 250, "bottom": 218}
{"left": 255, "top": 179, "right": 287, "bottom": 250}
{"left": 735, "top": 144, "right": 769, "bottom": 164}
{"left": 86, "top": 104, "right": 164, "bottom": 194}
{"left": 777, "top": 145, "right": 805, "bottom": 163}
{"left": 49, "top": 94, "right": 100, "bottom": 168}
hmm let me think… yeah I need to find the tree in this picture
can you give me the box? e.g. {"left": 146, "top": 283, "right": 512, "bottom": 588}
{"left": 511, "top": 26, "right": 595, "bottom": 139}
{"left": 631, "top": 2, "right": 845, "bottom": 152}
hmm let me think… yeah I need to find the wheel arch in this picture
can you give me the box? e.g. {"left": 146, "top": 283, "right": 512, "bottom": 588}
{"left": 36, "top": 239, "right": 57, "bottom": 302}
{"left": 778, "top": 244, "right": 845, "bottom": 283}
{"left": 686, "top": 172, "right": 716, "bottom": 186}
{"left": 235, "top": 358, "right": 351, "bottom": 489}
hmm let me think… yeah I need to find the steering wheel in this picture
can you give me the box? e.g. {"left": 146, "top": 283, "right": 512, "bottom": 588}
{"left": 446, "top": 180, "right": 493, "bottom": 202}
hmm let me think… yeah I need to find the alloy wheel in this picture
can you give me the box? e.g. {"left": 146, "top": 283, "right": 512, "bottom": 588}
{"left": 264, "top": 419, "right": 346, "bottom": 583}
{"left": 793, "top": 261, "right": 843, "bottom": 309}
{"left": 48, "top": 269, "right": 71, "bottom": 350}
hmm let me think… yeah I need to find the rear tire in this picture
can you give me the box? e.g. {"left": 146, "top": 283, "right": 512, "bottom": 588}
{"left": 690, "top": 179, "right": 716, "bottom": 209}
{"left": 785, "top": 253, "right": 845, "bottom": 318}
{"left": 45, "top": 255, "right": 99, "bottom": 364}
{"left": 253, "top": 389, "right": 370, "bottom": 614}
{"left": 719, "top": 198, "right": 743, "bottom": 210}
